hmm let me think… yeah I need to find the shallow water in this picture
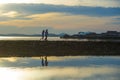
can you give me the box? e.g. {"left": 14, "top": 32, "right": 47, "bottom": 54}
{"left": 0, "top": 36, "right": 120, "bottom": 42}
{"left": 0, "top": 56, "right": 120, "bottom": 80}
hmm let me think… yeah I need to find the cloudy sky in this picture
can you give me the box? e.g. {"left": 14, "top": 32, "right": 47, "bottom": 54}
{"left": 0, "top": 0, "right": 120, "bottom": 34}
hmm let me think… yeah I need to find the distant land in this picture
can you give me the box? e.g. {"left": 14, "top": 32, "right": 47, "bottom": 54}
{"left": 0, "top": 31, "right": 120, "bottom": 40}
{"left": 60, "top": 31, "right": 120, "bottom": 39}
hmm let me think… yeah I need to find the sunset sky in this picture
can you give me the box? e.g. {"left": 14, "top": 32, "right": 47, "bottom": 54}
{"left": 0, "top": 0, "right": 120, "bottom": 34}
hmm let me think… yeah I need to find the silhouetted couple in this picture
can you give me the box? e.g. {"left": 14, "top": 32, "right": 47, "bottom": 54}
{"left": 41, "top": 29, "right": 48, "bottom": 41}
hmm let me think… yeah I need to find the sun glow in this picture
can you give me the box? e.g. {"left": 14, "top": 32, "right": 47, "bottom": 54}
{"left": 0, "top": 68, "right": 22, "bottom": 80}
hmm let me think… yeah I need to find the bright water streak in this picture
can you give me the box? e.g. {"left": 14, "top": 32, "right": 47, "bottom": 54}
{"left": 0, "top": 36, "right": 120, "bottom": 42}
{"left": 0, "top": 36, "right": 80, "bottom": 41}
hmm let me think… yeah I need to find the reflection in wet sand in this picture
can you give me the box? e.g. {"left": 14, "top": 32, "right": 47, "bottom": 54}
{"left": 0, "top": 56, "right": 119, "bottom": 80}
{"left": 0, "top": 56, "right": 120, "bottom": 67}
{"left": 41, "top": 56, "right": 48, "bottom": 67}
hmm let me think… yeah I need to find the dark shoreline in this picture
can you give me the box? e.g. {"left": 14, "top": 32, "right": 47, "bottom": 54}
{"left": 0, "top": 40, "right": 120, "bottom": 57}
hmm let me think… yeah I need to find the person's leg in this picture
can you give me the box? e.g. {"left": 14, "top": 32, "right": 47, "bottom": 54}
{"left": 42, "top": 35, "right": 44, "bottom": 39}
{"left": 44, "top": 35, "right": 46, "bottom": 40}
{"left": 45, "top": 35, "right": 47, "bottom": 41}
{"left": 46, "top": 35, "right": 48, "bottom": 40}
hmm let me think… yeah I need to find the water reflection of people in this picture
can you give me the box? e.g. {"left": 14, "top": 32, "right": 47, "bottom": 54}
{"left": 45, "top": 56, "right": 48, "bottom": 66}
{"left": 41, "top": 57, "right": 44, "bottom": 66}
{"left": 41, "top": 56, "right": 48, "bottom": 67}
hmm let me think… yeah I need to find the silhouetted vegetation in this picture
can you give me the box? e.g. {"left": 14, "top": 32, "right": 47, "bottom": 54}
{"left": 0, "top": 41, "right": 119, "bottom": 57}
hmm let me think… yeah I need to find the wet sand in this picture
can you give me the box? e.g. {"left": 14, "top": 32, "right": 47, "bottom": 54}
{"left": 0, "top": 40, "right": 119, "bottom": 57}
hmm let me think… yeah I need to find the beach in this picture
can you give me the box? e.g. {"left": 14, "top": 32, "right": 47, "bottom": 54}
{"left": 0, "top": 40, "right": 119, "bottom": 57}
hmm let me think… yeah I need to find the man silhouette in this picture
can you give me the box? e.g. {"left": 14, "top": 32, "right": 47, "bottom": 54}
{"left": 45, "top": 29, "right": 48, "bottom": 41}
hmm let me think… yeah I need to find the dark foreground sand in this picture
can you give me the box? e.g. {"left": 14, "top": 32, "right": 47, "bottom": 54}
{"left": 0, "top": 40, "right": 120, "bottom": 57}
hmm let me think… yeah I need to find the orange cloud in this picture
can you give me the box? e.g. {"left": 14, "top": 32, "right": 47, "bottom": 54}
{"left": 0, "top": 13, "right": 119, "bottom": 31}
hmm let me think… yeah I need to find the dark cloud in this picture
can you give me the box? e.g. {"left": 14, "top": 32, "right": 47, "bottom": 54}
{"left": 115, "top": 18, "right": 120, "bottom": 20}
{"left": 2, "top": 4, "right": 120, "bottom": 17}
